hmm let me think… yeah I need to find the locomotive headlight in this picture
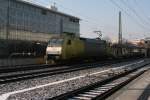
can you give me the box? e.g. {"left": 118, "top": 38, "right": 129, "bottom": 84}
{"left": 46, "top": 47, "right": 62, "bottom": 55}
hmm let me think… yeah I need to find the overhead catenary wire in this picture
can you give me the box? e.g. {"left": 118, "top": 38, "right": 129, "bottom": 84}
{"left": 120, "top": 0, "right": 150, "bottom": 26}
{"left": 133, "top": 0, "right": 150, "bottom": 24}
{"left": 109, "top": 0, "right": 150, "bottom": 32}
{"left": 118, "top": 0, "right": 150, "bottom": 38}
{"left": 120, "top": 0, "right": 150, "bottom": 38}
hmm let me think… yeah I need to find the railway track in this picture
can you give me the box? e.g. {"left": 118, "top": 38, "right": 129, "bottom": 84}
{"left": 0, "top": 59, "right": 145, "bottom": 84}
{"left": 51, "top": 62, "right": 149, "bottom": 100}
{"left": 0, "top": 63, "right": 106, "bottom": 84}
{"left": 0, "top": 58, "right": 142, "bottom": 73}
{"left": 0, "top": 59, "right": 137, "bottom": 74}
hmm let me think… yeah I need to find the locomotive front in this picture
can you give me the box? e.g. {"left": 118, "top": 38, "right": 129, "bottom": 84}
{"left": 46, "top": 38, "right": 63, "bottom": 60}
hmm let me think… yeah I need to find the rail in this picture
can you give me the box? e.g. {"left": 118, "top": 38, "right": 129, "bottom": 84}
{"left": 51, "top": 61, "right": 149, "bottom": 100}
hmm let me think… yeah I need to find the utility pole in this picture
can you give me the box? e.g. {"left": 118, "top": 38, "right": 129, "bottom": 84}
{"left": 118, "top": 11, "right": 122, "bottom": 44}
{"left": 118, "top": 11, "right": 123, "bottom": 56}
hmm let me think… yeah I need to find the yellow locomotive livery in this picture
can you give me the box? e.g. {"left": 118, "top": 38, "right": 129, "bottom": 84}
{"left": 46, "top": 35, "right": 111, "bottom": 61}
{"left": 46, "top": 35, "right": 145, "bottom": 62}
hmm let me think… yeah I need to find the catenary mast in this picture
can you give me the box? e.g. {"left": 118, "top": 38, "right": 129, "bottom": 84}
{"left": 119, "top": 11, "right": 122, "bottom": 44}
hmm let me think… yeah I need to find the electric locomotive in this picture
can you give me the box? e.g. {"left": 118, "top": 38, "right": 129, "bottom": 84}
{"left": 46, "top": 35, "right": 145, "bottom": 62}
{"left": 46, "top": 35, "right": 111, "bottom": 61}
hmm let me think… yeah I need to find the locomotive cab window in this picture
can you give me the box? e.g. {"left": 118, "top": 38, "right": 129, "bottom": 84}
{"left": 48, "top": 39, "right": 63, "bottom": 46}
{"left": 67, "top": 40, "right": 71, "bottom": 45}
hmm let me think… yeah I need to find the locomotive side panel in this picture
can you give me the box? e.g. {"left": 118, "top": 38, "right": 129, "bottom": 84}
{"left": 83, "top": 39, "right": 107, "bottom": 59}
{"left": 61, "top": 37, "right": 84, "bottom": 60}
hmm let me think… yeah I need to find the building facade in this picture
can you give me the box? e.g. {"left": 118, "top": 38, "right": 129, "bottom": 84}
{"left": 0, "top": 0, "right": 80, "bottom": 42}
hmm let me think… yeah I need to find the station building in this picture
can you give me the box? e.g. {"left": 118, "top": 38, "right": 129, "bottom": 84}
{"left": 0, "top": 0, "right": 80, "bottom": 42}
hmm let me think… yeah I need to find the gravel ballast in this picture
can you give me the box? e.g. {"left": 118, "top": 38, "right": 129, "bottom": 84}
{"left": 0, "top": 59, "right": 148, "bottom": 100}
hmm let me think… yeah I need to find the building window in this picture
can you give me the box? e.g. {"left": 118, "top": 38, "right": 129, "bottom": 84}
{"left": 41, "top": 9, "right": 47, "bottom": 15}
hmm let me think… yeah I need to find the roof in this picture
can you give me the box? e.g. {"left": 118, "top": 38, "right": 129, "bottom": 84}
{"left": 15, "top": 0, "right": 80, "bottom": 20}
{"left": 80, "top": 38, "right": 106, "bottom": 44}
{"left": 145, "top": 37, "right": 150, "bottom": 40}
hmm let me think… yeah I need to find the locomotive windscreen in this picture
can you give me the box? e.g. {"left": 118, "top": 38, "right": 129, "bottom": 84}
{"left": 48, "top": 39, "right": 63, "bottom": 47}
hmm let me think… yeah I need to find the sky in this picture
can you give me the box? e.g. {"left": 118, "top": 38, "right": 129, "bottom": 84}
{"left": 23, "top": 0, "right": 150, "bottom": 42}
